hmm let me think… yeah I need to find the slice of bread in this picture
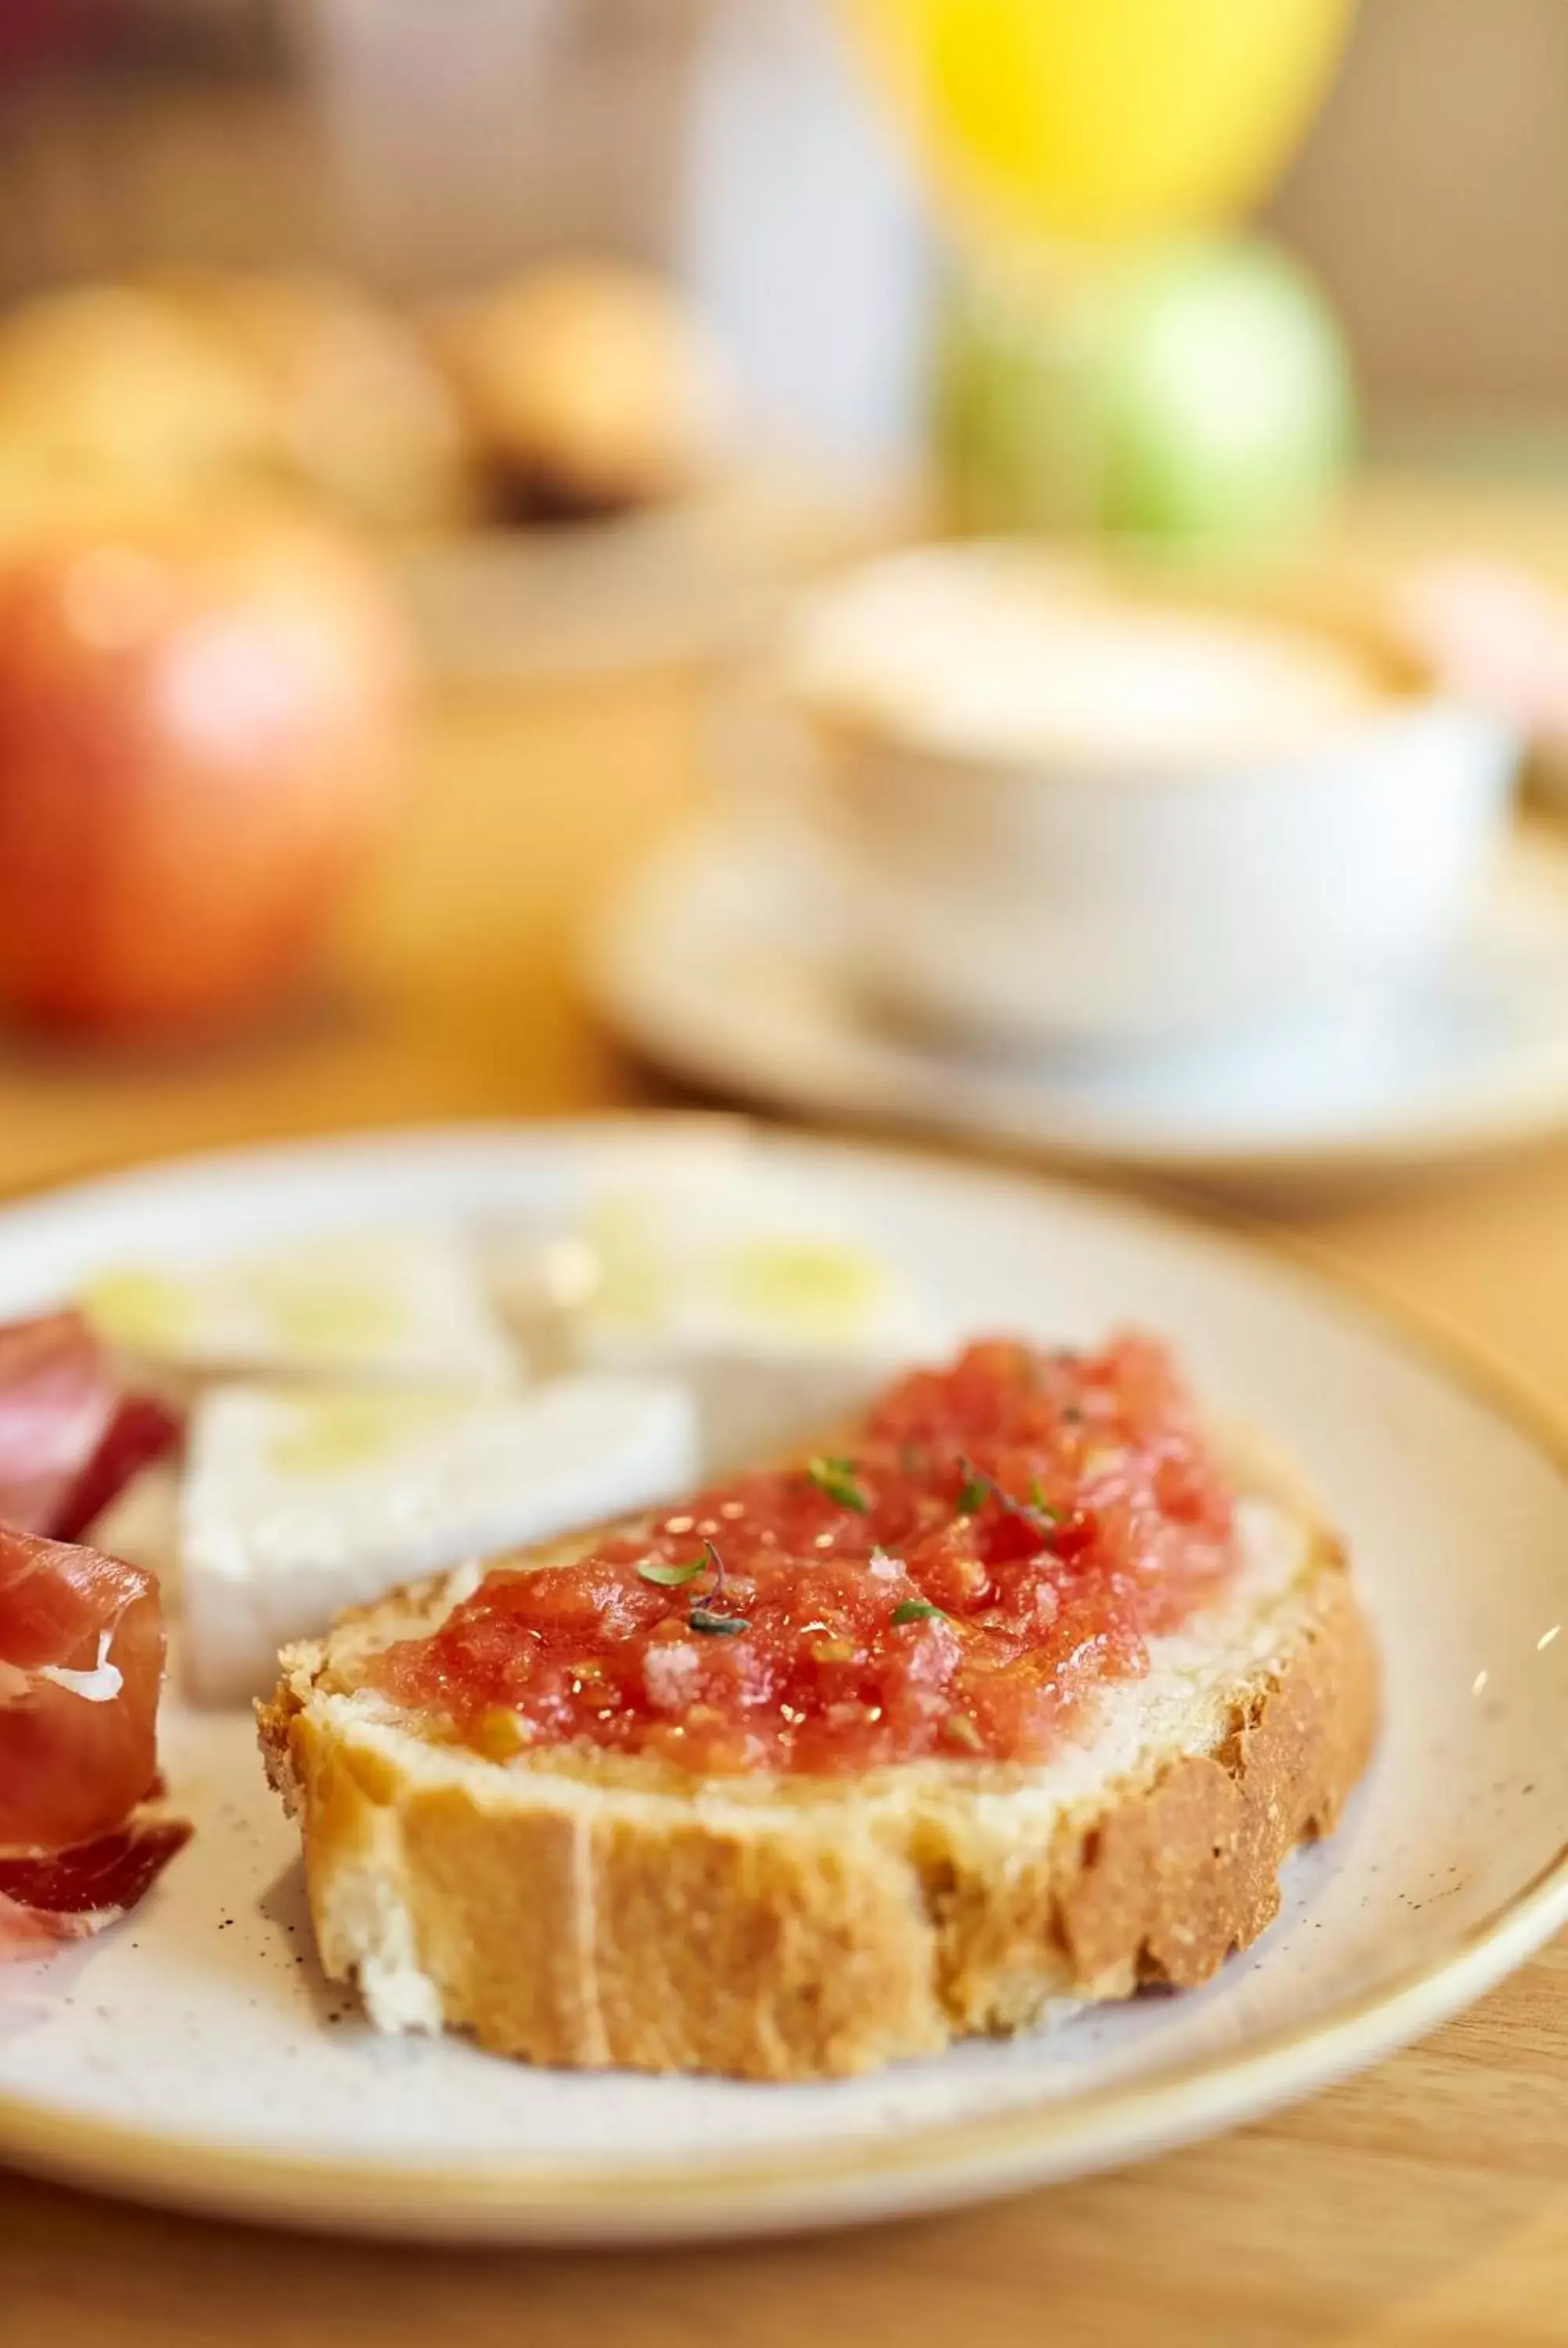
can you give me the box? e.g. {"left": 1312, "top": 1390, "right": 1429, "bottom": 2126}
{"left": 258, "top": 1444, "right": 1376, "bottom": 2081}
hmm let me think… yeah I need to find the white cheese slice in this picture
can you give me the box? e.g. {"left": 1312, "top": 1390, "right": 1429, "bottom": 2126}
{"left": 82, "top": 1226, "right": 520, "bottom": 1389}
{"left": 494, "top": 1148, "right": 940, "bottom": 1468}
{"left": 179, "top": 1373, "right": 698, "bottom": 1705}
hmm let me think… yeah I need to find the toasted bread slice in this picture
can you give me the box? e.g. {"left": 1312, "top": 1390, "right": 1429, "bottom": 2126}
{"left": 259, "top": 1435, "right": 1377, "bottom": 2082}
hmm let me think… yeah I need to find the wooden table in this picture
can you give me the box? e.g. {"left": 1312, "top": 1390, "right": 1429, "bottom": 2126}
{"left": 8, "top": 636, "right": 1568, "bottom": 2348}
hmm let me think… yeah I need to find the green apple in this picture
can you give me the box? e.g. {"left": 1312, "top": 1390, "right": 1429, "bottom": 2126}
{"left": 933, "top": 236, "right": 1357, "bottom": 549}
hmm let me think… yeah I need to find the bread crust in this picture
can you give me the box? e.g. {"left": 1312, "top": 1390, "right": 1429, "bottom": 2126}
{"left": 259, "top": 1511, "right": 1377, "bottom": 2081}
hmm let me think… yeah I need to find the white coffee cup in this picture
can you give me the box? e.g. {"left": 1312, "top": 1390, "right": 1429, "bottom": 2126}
{"left": 779, "top": 546, "right": 1521, "bottom": 1051}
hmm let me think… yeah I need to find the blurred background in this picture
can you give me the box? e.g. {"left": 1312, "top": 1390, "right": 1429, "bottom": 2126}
{"left": 8, "top": 0, "right": 1568, "bottom": 469}
{"left": 5, "top": 0, "right": 1568, "bottom": 1191}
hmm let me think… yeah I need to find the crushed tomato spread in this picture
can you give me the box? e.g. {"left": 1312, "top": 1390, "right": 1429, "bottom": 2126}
{"left": 369, "top": 1335, "right": 1240, "bottom": 1775}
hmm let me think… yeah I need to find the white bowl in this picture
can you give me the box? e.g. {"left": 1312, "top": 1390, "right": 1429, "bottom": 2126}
{"left": 783, "top": 549, "right": 1522, "bottom": 1051}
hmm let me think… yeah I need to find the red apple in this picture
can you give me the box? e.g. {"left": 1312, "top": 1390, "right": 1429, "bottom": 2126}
{"left": 0, "top": 503, "right": 409, "bottom": 1035}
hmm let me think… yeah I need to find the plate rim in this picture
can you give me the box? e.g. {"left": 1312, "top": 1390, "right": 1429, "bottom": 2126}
{"left": 582, "top": 819, "right": 1568, "bottom": 1183}
{"left": 2, "top": 1849, "right": 1566, "bottom": 2242}
{"left": 2, "top": 1112, "right": 1566, "bottom": 2241}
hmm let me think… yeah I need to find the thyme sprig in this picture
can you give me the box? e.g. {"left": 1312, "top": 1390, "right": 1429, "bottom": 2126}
{"left": 639, "top": 1537, "right": 750, "bottom": 1634}
{"left": 955, "top": 1455, "right": 1063, "bottom": 1540}
{"left": 807, "top": 1455, "right": 870, "bottom": 1512}
{"left": 636, "top": 1556, "right": 706, "bottom": 1588}
{"left": 891, "top": 1598, "right": 947, "bottom": 1626}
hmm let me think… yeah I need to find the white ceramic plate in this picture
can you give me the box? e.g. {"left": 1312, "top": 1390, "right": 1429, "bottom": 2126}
{"left": 2, "top": 1120, "right": 1566, "bottom": 2244}
{"left": 583, "top": 819, "right": 1568, "bottom": 1184}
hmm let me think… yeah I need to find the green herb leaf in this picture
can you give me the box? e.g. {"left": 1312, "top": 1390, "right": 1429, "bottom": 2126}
{"left": 807, "top": 1455, "right": 869, "bottom": 1513}
{"left": 891, "top": 1598, "right": 946, "bottom": 1626}
{"left": 637, "top": 1557, "right": 707, "bottom": 1588}
{"left": 1028, "top": 1477, "right": 1063, "bottom": 1525}
{"left": 955, "top": 1469, "right": 990, "bottom": 1515}
{"left": 689, "top": 1606, "right": 750, "bottom": 1637}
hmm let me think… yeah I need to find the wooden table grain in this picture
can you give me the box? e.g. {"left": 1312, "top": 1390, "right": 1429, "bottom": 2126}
{"left": 6, "top": 627, "right": 1568, "bottom": 2348}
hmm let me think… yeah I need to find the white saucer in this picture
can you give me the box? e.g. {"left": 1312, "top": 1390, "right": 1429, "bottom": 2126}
{"left": 584, "top": 818, "right": 1568, "bottom": 1184}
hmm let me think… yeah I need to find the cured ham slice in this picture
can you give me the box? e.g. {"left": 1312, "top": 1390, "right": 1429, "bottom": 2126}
{"left": 0, "top": 1315, "right": 189, "bottom": 1953}
{"left": 0, "top": 1526, "right": 164, "bottom": 1851}
{"left": 49, "top": 1392, "right": 183, "bottom": 1546}
{"left": 0, "top": 1308, "right": 180, "bottom": 1544}
{"left": 0, "top": 1816, "right": 191, "bottom": 1959}
{"left": 0, "top": 1311, "right": 114, "bottom": 1536}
